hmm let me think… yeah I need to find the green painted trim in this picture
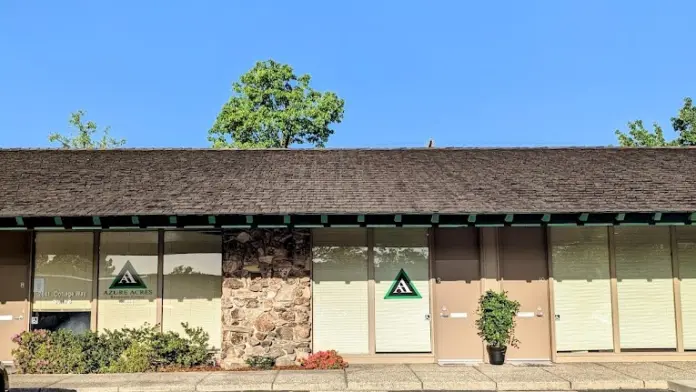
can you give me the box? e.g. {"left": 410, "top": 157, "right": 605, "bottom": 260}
{"left": 107, "top": 226, "right": 145, "bottom": 230}
{"left": 475, "top": 223, "right": 505, "bottom": 227}
{"left": 394, "top": 214, "right": 402, "bottom": 223}
{"left": 357, "top": 215, "right": 365, "bottom": 223}
{"left": 53, "top": 217, "right": 63, "bottom": 226}
{"left": 584, "top": 223, "right": 612, "bottom": 226}
{"left": 34, "top": 227, "right": 66, "bottom": 231}
{"left": 0, "top": 227, "right": 28, "bottom": 231}
{"left": 169, "top": 216, "right": 177, "bottom": 225}
{"left": 511, "top": 223, "right": 542, "bottom": 227}
{"left": 548, "top": 223, "right": 577, "bottom": 227}
{"left": 131, "top": 216, "right": 140, "bottom": 225}
{"left": 616, "top": 213, "right": 626, "bottom": 222}
{"left": 283, "top": 215, "right": 291, "bottom": 225}
{"left": 467, "top": 214, "right": 477, "bottom": 223}
{"left": 656, "top": 222, "right": 684, "bottom": 226}
{"left": 541, "top": 214, "right": 551, "bottom": 222}
{"left": 183, "top": 225, "right": 216, "bottom": 229}
{"left": 367, "top": 224, "right": 398, "bottom": 228}
{"left": 438, "top": 224, "right": 468, "bottom": 228}
{"left": 92, "top": 216, "right": 101, "bottom": 226}
{"left": 208, "top": 215, "right": 216, "bottom": 225}
{"left": 320, "top": 215, "right": 328, "bottom": 224}
{"left": 258, "top": 225, "right": 287, "bottom": 228}
{"left": 330, "top": 224, "right": 361, "bottom": 228}
{"left": 221, "top": 225, "right": 252, "bottom": 229}
{"left": 653, "top": 212, "right": 663, "bottom": 221}
{"left": 690, "top": 212, "right": 696, "bottom": 222}
{"left": 618, "top": 222, "right": 650, "bottom": 226}
{"left": 504, "top": 214, "right": 514, "bottom": 223}
{"left": 430, "top": 214, "right": 439, "bottom": 224}
{"left": 295, "top": 224, "right": 323, "bottom": 228}
{"left": 245, "top": 215, "right": 254, "bottom": 224}
{"left": 15, "top": 217, "right": 24, "bottom": 226}
{"left": 71, "top": 226, "right": 100, "bottom": 230}
{"left": 401, "top": 224, "right": 432, "bottom": 228}
{"left": 579, "top": 213, "right": 589, "bottom": 222}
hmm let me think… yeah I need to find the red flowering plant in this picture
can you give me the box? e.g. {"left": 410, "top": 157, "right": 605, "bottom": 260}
{"left": 301, "top": 350, "right": 347, "bottom": 370}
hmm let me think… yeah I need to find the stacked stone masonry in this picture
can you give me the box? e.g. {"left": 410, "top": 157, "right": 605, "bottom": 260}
{"left": 221, "top": 229, "right": 311, "bottom": 368}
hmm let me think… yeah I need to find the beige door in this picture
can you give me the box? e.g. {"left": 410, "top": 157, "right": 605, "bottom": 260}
{"left": 433, "top": 228, "right": 482, "bottom": 362}
{"left": 0, "top": 232, "right": 31, "bottom": 362}
{"left": 499, "top": 227, "right": 551, "bottom": 360}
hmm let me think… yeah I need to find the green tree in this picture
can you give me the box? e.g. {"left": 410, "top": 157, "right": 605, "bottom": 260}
{"left": 615, "top": 97, "right": 696, "bottom": 146}
{"left": 209, "top": 60, "right": 345, "bottom": 148}
{"left": 49, "top": 110, "right": 125, "bottom": 149}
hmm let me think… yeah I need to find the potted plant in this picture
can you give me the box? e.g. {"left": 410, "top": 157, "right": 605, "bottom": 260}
{"left": 475, "top": 290, "right": 521, "bottom": 365}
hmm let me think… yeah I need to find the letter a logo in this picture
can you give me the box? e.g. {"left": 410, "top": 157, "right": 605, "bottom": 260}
{"left": 385, "top": 268, "right": 421, "bottom": 299}
{"left": 109, "top": 260, "right": 147, "bottom": 289}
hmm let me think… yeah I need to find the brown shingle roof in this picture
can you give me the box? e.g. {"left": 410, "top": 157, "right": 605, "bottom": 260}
{"left": 0, "top": 147, "right": 694, "bottom": 217}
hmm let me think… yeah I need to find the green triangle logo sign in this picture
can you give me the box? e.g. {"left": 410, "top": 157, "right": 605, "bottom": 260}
{"left": 109, "top": 260, "right": 147, "bottom": 289}
{"left": 384, "top": 268, "right": 422, "bottom": 299}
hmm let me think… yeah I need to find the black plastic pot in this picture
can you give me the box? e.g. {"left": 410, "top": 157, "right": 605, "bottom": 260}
{"left": 487, "top": 345, "right": 507, "bottom": 365}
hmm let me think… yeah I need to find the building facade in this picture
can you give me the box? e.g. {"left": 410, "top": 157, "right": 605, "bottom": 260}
{"left": 0, "top": 148, "right": 695, "bottom": 366}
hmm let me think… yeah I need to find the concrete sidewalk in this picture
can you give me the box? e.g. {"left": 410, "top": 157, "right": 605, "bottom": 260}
{"left": 9, "top": 362, "right": 696, "bottom": 392}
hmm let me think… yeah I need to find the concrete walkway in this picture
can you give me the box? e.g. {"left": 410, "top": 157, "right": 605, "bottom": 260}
{"left": 9, "top": 362, "right": 696, "bottom": 392}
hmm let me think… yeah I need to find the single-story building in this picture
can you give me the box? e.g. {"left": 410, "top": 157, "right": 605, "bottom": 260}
{"left": 1, "top": 147, "right": 696, "bottom": 367}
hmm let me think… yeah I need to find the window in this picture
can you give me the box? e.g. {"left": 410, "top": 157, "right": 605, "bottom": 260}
{"left": 97, "top": 232, "right": 158, "bottom": 330}
{"left": 163, "top": 231, "right": 222, "bottom": 349}
{"left": 373, "top": 228, "right": 430, "bottom": 353}
{"left": 614, "top": 227, "right": 676, "bottom": 350}
{"left": 32, "top": 232, "right": 93, "bottom": 332}
{"left": 677, "top": 226, "right": 696, "bottom": 350}
{"left": 312, "top": 229, "right": 369, "bottom": 354}
{"left": 551, "top": 227, "right": 613, "bottom": 352}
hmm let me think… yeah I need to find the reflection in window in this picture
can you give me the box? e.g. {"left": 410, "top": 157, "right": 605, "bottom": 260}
{"left": 98, "top": 232, "right": 158, "bottom": 331}
{"left": 32, "top": 232, "right": 93, "bottom": 333}
{"left": 312, "top": 229, "right": 369, "bottom": 354}
{"left": 163, "top": 231, "right": 222, "bottom": 349}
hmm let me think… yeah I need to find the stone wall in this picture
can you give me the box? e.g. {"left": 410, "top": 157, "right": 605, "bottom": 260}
{"left": 221, "top": 229, "right": 311, "bottom": 368}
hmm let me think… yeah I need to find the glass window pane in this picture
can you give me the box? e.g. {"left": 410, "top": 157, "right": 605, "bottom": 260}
{"left": 374, "top": 228, "right": 431, "bottom": 353}
{"left": 312, "top": 228, "right": 369, "bottom": 354}
{"left": 551, "top": 227, "right": 613, "bottom": 352}
{"left": 163, "top": 231, "right": 222, "bottom": 350}
{"left": 32, "top": 232, "right": 93, "bottom": 332}
{"left": 615, "top": 227, "right": 676, "bottom": 350}
{"left": 98, "top": 232, "right": 158, "bottom": 330}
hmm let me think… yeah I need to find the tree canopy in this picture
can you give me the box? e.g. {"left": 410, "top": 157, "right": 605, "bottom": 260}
{"left": 615, "top": 97, "right": 695, "bottom": 146}
{"left": 209, "top": 60, "right": 345, "bottom": 148}
{"left": 49, "top": 110, "right": 125, "bottom": 149}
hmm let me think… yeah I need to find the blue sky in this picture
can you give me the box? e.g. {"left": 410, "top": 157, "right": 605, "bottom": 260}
{"left": 1, "top": 1, "right": 694, "bottom": 148}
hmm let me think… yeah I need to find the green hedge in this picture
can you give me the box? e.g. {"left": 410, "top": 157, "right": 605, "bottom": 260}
{"left": 11, "top": 323, "right": 212, "bottom": 374}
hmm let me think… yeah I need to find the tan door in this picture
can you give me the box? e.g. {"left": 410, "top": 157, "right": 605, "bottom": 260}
{"left": 433, "top": 228, "right": 482, "bottom": 362}
{"left": 0, "top": 232, "right": 31, "bottom": 362}
{"left": 499, "top": 227, "right": 551, "bottom": 360}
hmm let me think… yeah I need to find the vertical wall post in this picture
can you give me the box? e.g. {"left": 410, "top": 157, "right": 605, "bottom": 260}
{"left": 427, "top": 228, "right": 436, "bottom": 359}
{"left": 608, "top": 227, "right": 621, "bottom": 353}
{"left": 26, "top": 230, "right": 36, "bottom": 332}
{"left": 671, "top": 226, "right": 684, "bottom": 352}
{"left": 546, "top": 227, "right": 557, "bottom": 362}
{"left": 367, "top": 229, "right": 376, "bottom": 354}
{"left": 91, "top": 231, "right": 100, "bottom": 332}
{"left": 479, "top": 227, "right": 500, "bottom": 362}
{"left": 156, "top": 230, "right": 164, "bottom": 332}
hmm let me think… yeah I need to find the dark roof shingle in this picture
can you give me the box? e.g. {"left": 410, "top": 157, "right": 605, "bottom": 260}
{"left": 0, "top": 147, "right": 694, "bottom": 217}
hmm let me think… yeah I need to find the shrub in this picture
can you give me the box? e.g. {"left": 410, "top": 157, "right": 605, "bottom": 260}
{"left": 11, "top": 323, "right": 213, "bottom": 374}
{"left": 301, "top": 350, "right": 347, "bottom": 369}
{"left": 475, "top": 290, "right": 521, "bottom": 348}
{"left": 245, "top": 355, "right": 275, "bottom": 369}
{"left": 106, "top": 342, "right": 155, "bottom": 373}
